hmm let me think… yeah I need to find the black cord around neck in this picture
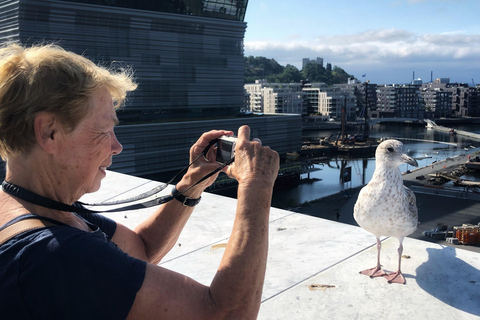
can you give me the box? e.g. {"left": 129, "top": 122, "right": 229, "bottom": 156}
{"left": 1, "top": 180, "right": 175, "bottom": 213}
{"left": 1, "top": 138, "right": 233, "bottom": 213}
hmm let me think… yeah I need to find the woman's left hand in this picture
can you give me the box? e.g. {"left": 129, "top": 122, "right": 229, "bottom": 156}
{"left": 175, "top": 129, "right": 233, "bottom": 198}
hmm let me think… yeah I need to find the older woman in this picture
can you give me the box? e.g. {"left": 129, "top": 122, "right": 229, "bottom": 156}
{"left": 0, "top": 42, "right": 279, "bottom": 320}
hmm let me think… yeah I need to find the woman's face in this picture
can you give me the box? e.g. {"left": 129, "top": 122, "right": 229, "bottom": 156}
{"left": 56, "top": 87, "right": 122, "bottom": 200}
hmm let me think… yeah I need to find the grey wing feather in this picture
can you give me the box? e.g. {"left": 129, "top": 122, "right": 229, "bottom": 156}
{"left": 404, "top": 185, "right": 418, "bottom": 221}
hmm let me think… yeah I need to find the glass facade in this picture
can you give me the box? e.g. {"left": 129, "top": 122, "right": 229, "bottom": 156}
{"left": 2, "top": 0, "right": 248, "bottom": 123}
{"left": 58, "top": 0, "right": 248, "bottom": 21}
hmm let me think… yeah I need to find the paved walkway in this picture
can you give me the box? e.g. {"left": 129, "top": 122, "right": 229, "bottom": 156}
{"left": 402, "top": 152, "right": 474, "bottom": 184}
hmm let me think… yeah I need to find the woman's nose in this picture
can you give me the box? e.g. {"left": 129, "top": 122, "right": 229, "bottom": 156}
{"left": 111, "top": 131, "right": 123, "bottom": 155}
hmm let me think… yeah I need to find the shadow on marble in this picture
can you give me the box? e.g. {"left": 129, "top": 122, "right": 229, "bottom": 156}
{"left": 416, "top": 246, "right": 480, "bottom": 317}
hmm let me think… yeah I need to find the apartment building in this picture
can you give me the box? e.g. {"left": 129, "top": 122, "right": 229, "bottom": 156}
{"left": 245, "top": 81, "right": 306, "bottom": 115}
{"left": 419, "top": 82, "right": 480, "bottom": 118}
{"left": 420, "top": 84, "right": 452, "bottom": 118}
{"left": 375, "top": 84, "right": 424, "bottom": 119}
{"left": 244, "top": 82, "right": 264, "bottom": 113}
{"left": 245, "top": 81, "right": 355, "bottom": 121}
{"left": 450, "top": 83, "right": 471, "bottom": 117}
{"left": 304, "top": 84, "right": 356, "bottom": 120}
{"left": 302, "top": 87, "right": 329, "bottom": 116}
{"left": 468, "top": 86, "right": 480, "bottom": 117}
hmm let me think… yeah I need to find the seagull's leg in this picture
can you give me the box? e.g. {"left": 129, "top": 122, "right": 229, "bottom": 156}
{"left": 360, "top": 237, "right": 387, "bottom": 278}
{"left": 385, "top": 238, "right": 406, "bottom": 284}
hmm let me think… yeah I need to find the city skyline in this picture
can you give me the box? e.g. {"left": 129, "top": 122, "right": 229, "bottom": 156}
{"left": 243, "top": 0, "right": 480, "bottom": 85}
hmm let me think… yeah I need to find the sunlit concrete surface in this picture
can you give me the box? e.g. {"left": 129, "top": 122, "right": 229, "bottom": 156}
{"left": 80, "top": 171, "right": 480, "bottom": 320}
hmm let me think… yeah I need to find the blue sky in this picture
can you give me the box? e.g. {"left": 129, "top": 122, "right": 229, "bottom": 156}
{"left": 243, "top": 0, "right": 480, "bottom": 85}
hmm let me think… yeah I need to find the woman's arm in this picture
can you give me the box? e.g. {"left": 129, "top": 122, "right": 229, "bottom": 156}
{"left": 111, "top": 129, "right": 231, "bottom": 263}
{"left": 126, "top": 125, "right": 279, "bottom": 319}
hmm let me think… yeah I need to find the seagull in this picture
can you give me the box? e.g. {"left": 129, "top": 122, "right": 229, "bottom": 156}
{"left": 354, "top": 139, "right": 418, "bottom": 284}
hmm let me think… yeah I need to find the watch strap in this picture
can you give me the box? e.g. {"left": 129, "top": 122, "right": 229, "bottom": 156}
{"left": 171, "top": 186, "right": 201, "bottom": 207}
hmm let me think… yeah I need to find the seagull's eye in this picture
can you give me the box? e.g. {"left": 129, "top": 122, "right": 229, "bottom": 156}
{"left": 387, "top": 147, "right": 394, "bottom": 152}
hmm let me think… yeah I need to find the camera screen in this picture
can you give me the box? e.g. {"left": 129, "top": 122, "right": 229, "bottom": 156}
{"left": 216, "top": 139, "right": 234, "bottom": 163}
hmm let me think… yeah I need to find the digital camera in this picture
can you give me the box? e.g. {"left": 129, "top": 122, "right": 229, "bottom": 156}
{"left": 216, "top": 135, "right": 237, "bottom": 164}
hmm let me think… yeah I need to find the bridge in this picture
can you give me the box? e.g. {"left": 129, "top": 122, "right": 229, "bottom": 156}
{"left": 366, "top": 117, "right": 423, "bottom": 125}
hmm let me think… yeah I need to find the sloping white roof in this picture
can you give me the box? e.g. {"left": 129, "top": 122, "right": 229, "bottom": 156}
{"left": 80, "top": 171, "right": 480, "bottom": 320}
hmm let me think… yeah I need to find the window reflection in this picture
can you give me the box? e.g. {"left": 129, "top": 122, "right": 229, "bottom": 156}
{"left": 58, "top": 0, "right": 248, "bottom": 21}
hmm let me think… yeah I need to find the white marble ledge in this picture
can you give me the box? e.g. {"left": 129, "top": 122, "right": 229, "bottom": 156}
{"left": 83, "top": 171, "right": 480, "bottom": 320}
{"left": 258, "top": 237, "right": 480, "bottom": 320}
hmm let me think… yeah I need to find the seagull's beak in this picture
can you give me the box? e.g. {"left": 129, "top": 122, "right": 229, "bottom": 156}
{"left": 402, "top": 154, "right": 418, "bottom": 167}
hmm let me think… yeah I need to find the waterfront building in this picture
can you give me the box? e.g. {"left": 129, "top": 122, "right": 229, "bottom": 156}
{"left": 0, "top": 0, "right": 303, "bottom": 177}
{"left": 303, "top": 84, "right": 356, "bottom": 121}
{"left": 337, "top": 82, "right": 378, "bottom": 120}
{"left": 244, "top": 86, "right": 262, "bottom": 114}
{"left": 450, "top": 83, "right": 470, "bottom": 117}
{"left": 363, "top": 82, "right": 378, "bottom": 119}
{"left": 374, "top": 85, "right": 397, "bottom": 118}
{"left": 302, "top": 86, "right": 330, "bottom": 116}
{"left": 375, "top": 84, "right": 424, "bottom": 119}
{"left": 420, "top": 83, "right": 453, "bottom": 118}
{"left": 468, "top": 86, "right": 480, "bottom": 117}
{"left": 244, "top": 81, "right": 306, "bottom": 115}
{"left": 420, "top": 82, "right": 480, "bottom": 118}
{"left": 263, "top": 87, "right": 305, "bottom": 114}
{"left": 244, "top": 81, "right": 264, "bottom": 113}
{"left": 245, "top": 81, "right": 357, "bottom": 120}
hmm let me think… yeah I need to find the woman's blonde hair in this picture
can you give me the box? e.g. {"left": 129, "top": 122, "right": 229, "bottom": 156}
{"left": 0, "top": 42, "right": 137, "bottom": 159}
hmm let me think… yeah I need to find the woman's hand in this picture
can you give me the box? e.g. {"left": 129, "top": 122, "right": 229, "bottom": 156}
{"left": 175, "top": 129, "right": 233, "bottom": 197}
{"left": 226, "top": 125, "right": 279, "bottom": 189}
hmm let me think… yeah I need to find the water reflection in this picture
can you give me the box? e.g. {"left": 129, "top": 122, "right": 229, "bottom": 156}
{"left": 271, "top": 123, "right": 480, "bottom": 209}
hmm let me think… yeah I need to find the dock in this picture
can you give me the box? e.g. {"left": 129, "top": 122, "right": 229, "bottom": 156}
{"left": 300, "top": 141, "right": 378, "bottom": 157}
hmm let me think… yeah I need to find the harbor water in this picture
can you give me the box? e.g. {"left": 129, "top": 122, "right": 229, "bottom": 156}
{"left": 270, "top": 123, "right": 480, "bottom": 209}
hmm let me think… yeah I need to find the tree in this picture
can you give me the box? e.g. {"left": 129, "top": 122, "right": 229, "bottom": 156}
{"left": 331, "top": 66, "right": 352, "bottom": 85}
{"left": 244, "top": 56, "right": 356, "bottom": 85}
{"left": 301, "top": 63, "right": 326, "bottom": 82}
{"left": 272, "top": 65, "right": 302, "bottom": 83}
{"left": 244, "top": 56, "right": 284, "bottom": 83}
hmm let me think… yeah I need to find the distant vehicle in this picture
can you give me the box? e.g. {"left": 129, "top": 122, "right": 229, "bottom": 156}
{"left": 328, "top": 118, "right": 335, "bottom": 122}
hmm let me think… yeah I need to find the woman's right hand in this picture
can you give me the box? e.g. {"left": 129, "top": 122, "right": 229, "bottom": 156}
{"left": 225, "top": 125, "right": 279, "bottom": 189}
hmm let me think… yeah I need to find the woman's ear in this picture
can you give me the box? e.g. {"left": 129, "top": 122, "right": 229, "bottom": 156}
{"left": 34, "top": 112, "right": 59, "bottom": 154}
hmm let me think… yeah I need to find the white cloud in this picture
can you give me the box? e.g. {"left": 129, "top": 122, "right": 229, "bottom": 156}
{"left": 244, "top": 28, "right": 480, "bottom": 84}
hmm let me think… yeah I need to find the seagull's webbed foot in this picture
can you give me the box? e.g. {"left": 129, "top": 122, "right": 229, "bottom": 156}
{"left": 359, "top": 266, "right": 387, "bottom": 278}
{"left": 385, "top": 271, "right": 406, "bottom": 284}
